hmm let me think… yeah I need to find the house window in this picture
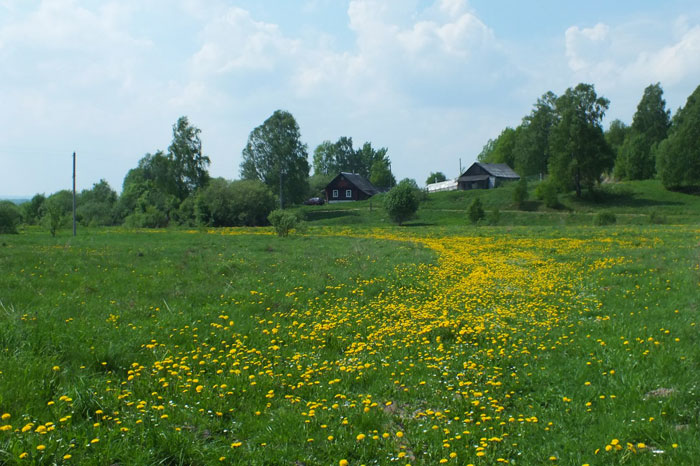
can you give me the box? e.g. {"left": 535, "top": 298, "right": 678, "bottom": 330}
{"left": 332, "top": 189, "right": 339, "bottom": 198}
{"left": 345, "top": 189, "right": 352, "bottom": 198}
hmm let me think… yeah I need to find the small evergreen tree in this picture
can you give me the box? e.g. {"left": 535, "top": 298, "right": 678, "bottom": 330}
{"left": 468, "top": 198, "right": 485, "bottom": 224}
{"left": 513, "top": 178, "right": 528, "bottom": 209}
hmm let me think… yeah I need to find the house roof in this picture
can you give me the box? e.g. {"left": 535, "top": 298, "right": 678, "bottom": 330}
{"left": 330, "top": 172, "right": 380, "bottom": 196}
{"left": 473, "top": 163, "right": 520, "bottom": 178}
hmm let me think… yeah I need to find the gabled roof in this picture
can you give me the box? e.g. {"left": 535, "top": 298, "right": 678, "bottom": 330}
{"left": 477, "top": 163, "right": 520, "bottom": 178}
{"left": 328, "top": 172, "right": 380, "bottom": 196}
{"left": 460, "top": 163, "right": 520, "bottom": 179}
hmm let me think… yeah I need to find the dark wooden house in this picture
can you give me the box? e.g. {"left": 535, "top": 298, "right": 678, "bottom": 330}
{"left": 457, "top": 163, "right": 520, "bottom": 190}
{"left": 324, "top": 172, "right": 379, "bottom": 203}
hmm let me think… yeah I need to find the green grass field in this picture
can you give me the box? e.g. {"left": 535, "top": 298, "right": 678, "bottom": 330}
{"left": 1, "top": 181, "right": 699, "bottom": 465}
{"left": 298, "top": 180, "right": 700, "bottom": 227}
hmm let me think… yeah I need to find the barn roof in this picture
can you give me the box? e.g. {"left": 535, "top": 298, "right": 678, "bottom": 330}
{"left": 458, "top": 163, "right": 520, "bottom": 181}
{"left": 474, "top": 163, "right": 520, "bottom": 178}
{"left": 332, "top": 172, "right": 380, "bottom": 196}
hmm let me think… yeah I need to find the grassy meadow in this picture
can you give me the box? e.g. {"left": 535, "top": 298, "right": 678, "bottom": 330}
{"left": 1, "top": 182, "right": 699, "bottom": 465}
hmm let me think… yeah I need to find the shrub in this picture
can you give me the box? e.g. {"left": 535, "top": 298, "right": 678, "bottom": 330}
{"left": 594, "top": 211, "right": 617, "bottom": 226}
{"left": 468, "top": 198, "right": 485, "bottom": 224}
{"left": 124, "top": 205, "right": 169, "bottom": 229}
{"left": 42, "top": 196, "right": 68, "bottom": 236}
{"left": 21, "top": 194, "right": 45, "bottom": 225}
{"left": 648, "top": 211, "right": 666, "bottom": 225}
{"left": 513, "top": 178, "right": 528, "bottom": 209}
{"left": 488, "top": 208, "right": 501, "bottom": 226}
{"left": 535, "top": 180, "right": 559, "bottom": 208}
{"left": 195, "top": 179, "right": 275, "bottom": 227}
{"left": 268, "top": 209, "right": 299, "bottom": 237}
{"left": 0, "top": 201, "right": 21, "bottom": 234}
{"left": 384, "top": 180, "right": 420, "bottom": 225}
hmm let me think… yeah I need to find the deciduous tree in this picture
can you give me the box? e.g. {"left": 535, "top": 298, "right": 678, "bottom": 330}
{"left": 514, "top": 91, "right": 557, "bottom": 177}
{"left": 168, "top": 116, "right": 211, "bottom": 199}
{"left": 241, "top": 110, "right": 310, "bottom": 207}
{"left": 426, "top": 172, "right": 447, "bottom": 184}
{"left": 615, "top": 83, "right": 670, "bottom": 180}
{"left": 548, "top": 83, "right": 613, "bottom": 197}
{"left": 656, "top": 84, "right": 700, "bottom": 191}
{"left": 384, "top": 179, "right": 420, "bottom": 225}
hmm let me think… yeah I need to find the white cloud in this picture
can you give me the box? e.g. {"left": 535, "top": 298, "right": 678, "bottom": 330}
{"left": 565, "top": 23, "right": 611, "bottom": 71}
{"left": 631, "top": 25, "right": 700, "bottom": 86}
{"left": 191, "top": 7, "right": 300, "bottom": 74}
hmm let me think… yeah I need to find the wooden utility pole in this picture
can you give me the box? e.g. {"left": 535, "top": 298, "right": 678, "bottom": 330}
{"left": 72, "top": 151, "right": 76, "bottom": 236}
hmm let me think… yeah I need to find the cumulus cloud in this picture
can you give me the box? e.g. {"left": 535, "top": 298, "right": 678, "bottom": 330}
{"left": 564, "top": 18, "right": 700, "bottom": 85}
{"left": 191, "top": 7, "right": 300, "bottom": 74}
{"left": 565, "top": 23, "right": 610, "bottom": 71}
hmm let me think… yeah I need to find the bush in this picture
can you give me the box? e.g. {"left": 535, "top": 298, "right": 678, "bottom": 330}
{"left": 0, "top": 201, "right": 21, "bottom": 234}
{"left": 535, "top": 180, "right": 559, "bottom": 208}
{"left": 21, "top": 194, "right": 45, "bottom": 225}
{"left": 77, "top": 179, "right": 118, "bottom": 226}
{"left": 594, "top": 211, "right": 617, "bottom": 226}
{"left": 42, "top": 195, "right": 68, "bottom": 236}
{"left": 124, "top": 205, "right": 169, "bottom": 229}
{"left": 268, "top": 209, "right": 299, "bottom": 237}
{"left": 468, "top": 198, "right": 485, "bottom": 224}
{"left": 648, "top": 211, "right": 666, "bottom": 225}
{"left": 488, "top": 208, "right": 501, "bottom": 226}
{"left": 384, "top": 180, "right": 420, "bottom": 225}
{"left": 513, "top": 178, "right": 528, "bottom": 209}
{"left": 195, "top": 179, "right": 275, "bottom": 227}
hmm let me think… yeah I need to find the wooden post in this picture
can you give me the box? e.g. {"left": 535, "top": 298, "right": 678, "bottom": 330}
{"left": 72, "top": 151, "right": 76, "bottom": 236}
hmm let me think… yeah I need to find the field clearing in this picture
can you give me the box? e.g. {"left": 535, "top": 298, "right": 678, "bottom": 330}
{"left": 0, "top": 225, "right": 699, "bottom": 465}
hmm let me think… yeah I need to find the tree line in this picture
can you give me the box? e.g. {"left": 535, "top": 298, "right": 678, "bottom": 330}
{"left": 478, "top": 82, "right": 700, "bottom": 195}
{"left": 1, "top": 111, "right": 397, "bottom": 233}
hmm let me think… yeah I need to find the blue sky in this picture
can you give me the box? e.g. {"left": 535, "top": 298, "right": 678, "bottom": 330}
{"left": 1, "top": 0, "right": 700, "bottom": 197}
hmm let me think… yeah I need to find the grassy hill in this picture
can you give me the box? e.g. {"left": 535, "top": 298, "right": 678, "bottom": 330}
{"left": 297, "top": 180, "right": 700, "bottom": 227}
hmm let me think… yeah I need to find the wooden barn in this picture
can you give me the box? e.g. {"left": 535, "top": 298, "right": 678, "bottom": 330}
{"left": 458, "top": 163, "right": 520, "bottom": 190}
{"left": 324, "top": 172, "right": 379, "bottom": 203}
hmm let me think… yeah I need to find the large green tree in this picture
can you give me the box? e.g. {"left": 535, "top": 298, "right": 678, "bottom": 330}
{"left": 369, "top": 158, "right": 396, "bottom": 189}
{"left": 615, "top": 83, "right": 670, "bottom": 180}
{"left": 312, "top": 138, "right": 389, "bottom": 179}
{"left": 77, "top": 179, "right": 118, "bottom": 226}
{"left": 240, "top": 110, "right": 310, "bottom": 207}
{"left": 312, "top": 140, "right": 336, "bottom": 176}
{"left": 513, "top": 91, "right": 557, "bottom": 177}
{"left": 656, "top": 84, "right": 700, "bottom": 191}
{"left": 20, "top": 193, "right": 46, "bottom": 225}
{"left": 425, "top": 172, "right": 447, "bottom": 184}
{"left": 478, "top": 127, "right": 518, "bottom": 168}
{"left": 168, "top": 116, "right": 211, "bottom": 199}
{"left": 605, "top": 119, "right": 629, "bottom": 162}
{"left": 548, "top": 83, "right": 613, "bottom": 197}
